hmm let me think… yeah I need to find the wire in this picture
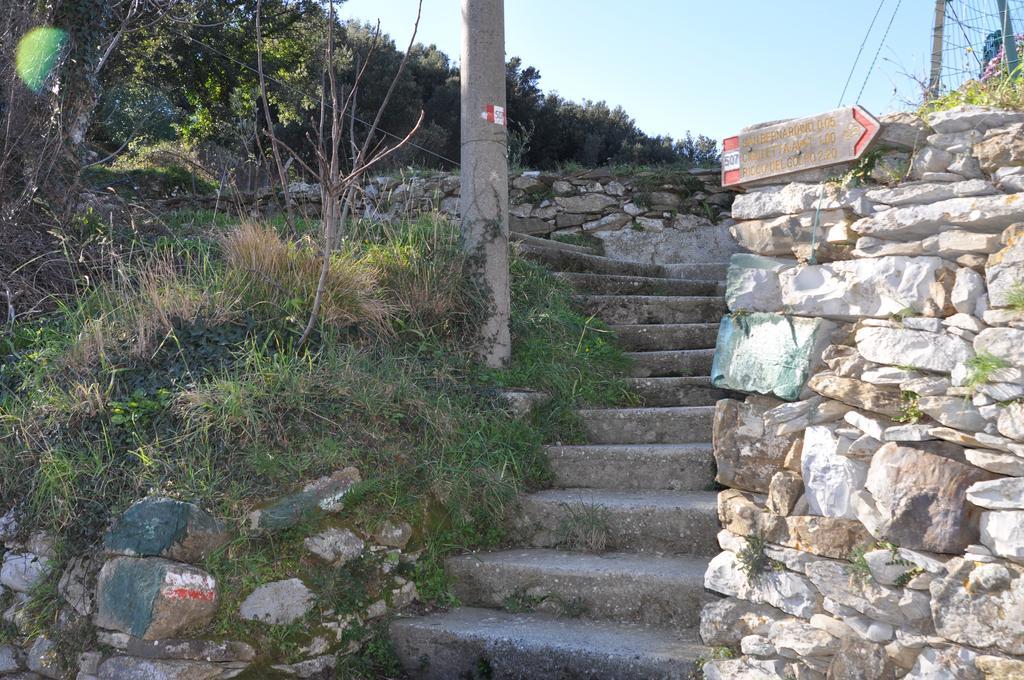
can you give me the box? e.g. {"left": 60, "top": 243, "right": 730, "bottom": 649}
{"left": 855, "top": 0, "right": 904, "bottom": 104}
{"left": 838, "top": 0, "right": 888, "bottom": 106}
{"left": 169, "top": 29, "right": 460, "bottom": 166}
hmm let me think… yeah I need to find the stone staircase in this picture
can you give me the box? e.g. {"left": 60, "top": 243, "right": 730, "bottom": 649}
{"left": 390, "top": 238, "right": 730, "bottom": 679}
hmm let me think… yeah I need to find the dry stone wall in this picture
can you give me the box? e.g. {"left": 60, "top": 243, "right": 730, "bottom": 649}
{"left": 704, "top": 105, "right": 1024, "bottom": 680}
{"left": 289, "top": 166, "right": 738, "bottom": 265}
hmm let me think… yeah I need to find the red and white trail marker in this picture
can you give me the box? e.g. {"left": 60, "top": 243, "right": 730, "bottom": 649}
{"left": 481, "top": 104, "right": 506, "bottom": 127}
{"left": 722, "top": 106, "right": 881, "bottom": 188}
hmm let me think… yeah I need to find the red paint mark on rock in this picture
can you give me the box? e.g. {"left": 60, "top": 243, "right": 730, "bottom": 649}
{"left": 162, "top": 587, "right": 216, "bottom": 602}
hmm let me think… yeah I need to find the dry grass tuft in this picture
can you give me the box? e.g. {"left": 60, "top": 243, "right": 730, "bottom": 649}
{"left": 221, "top": 221, "right": 391, "bottom": 333}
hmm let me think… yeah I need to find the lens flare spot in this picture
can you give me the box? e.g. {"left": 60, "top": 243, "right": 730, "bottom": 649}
{"left": 15, "top": 26, "right": 68, "bottom": 93}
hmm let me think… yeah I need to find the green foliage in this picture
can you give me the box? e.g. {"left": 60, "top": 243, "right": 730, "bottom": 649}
{"left": 81, "top": 143, "right": 218, "bottom": 198}
{"left": 692, "top": 646, "right": 736, "bottom": 680}
{"left": 839, "top": 147, "right": 885, "bottom": 187}
{"left": 893, "top": 391, "right": 923, "bottom": 425}
{"left": 966, "top": 352, "right": 1012, "bottom": 392}
{"left": 0, "top": 213, "right": 633, "bottom": 666}
{"left": 849, "top": 546, "right": 873, "bottom": 583}
{"left": 1007, "top": 282, "right": 1024, "bottom": 312}
{"left": 920, "top": 74, "right": 1024, "bottom": 116}
{"left": 737, "top": 533, "right": 777, "bottom": 583}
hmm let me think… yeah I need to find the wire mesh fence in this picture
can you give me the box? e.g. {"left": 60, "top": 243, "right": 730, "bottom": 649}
{"left": 937, "top": 0, "right": 1024, "bottom": 94}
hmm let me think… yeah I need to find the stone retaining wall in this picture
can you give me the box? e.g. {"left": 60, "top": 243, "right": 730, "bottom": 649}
{"left": 285, "top": 165, "right": 738, "bottom": 265}
{"left": 703, "top": 105, "right": 1024, "bottom": 679}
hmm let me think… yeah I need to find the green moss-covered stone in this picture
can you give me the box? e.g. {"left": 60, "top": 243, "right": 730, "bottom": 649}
{"left": 104, "top": 497, "right": 229, "bottom": 563}
{"left": 94, "top": 557, "right": 218, "bottom": 640}
{"left": 711, "top": 312, "right": 837, "bottom": 401}
{"left": 247, "top": 467, "right": 362, "bottom": 531}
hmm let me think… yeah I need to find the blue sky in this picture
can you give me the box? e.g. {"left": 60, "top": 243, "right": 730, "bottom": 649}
{"left": 338, "top": 0, "right": 942, "bottom": 143}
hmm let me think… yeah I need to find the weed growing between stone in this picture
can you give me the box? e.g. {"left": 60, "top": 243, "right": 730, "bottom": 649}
{"left": 1006, "top": 281, "right": 1024, "bottom": 312}
{"left": 554, "top": 501, "right": 612, "bottom": 553}
{"left": 0, "top": 213, "right": 632, "bottom": 672}
{"left": 965, "top": 351, "right": 1013, "bottom": 393}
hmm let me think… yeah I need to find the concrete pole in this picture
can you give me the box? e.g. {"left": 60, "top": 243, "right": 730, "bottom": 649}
{"left": 461, "top": 0, "right": 510, "bottom": 368}
{"left": 927, "top": 0, "right": 945, "bottom": 99}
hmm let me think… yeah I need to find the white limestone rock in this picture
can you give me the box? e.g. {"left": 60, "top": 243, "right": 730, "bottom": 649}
{"left": 304, "top": 528, "right": 364, "bottom": 565}
{"left": 967, "top": 478, "right": 1024, "bottom": 510}
{"left": 864, "top": 179, "right": 995, "bottom": 206}
{"left": 930, "top": 558, "right": 1024, "bottom": 655}
{"left": 927, "top": 129, "right": 983, "bottom": 153}
{"left": 844, "top": 411, "right": 891, "bottom": 440}
{"left": 998, "top": 402, "right": 1024, "bottom": 442}
{"left": 980, "top": 510, "right": 1024, "bottom": 560}
{"left": 986, "top": 224, "right": 1024, "bottom": 309}
{"left": 910, "top": 147, "right": 954, "bottom": 179}
{"left": 948, "top": 154, "right": 984, "bottom": 180}
{"left": 916, "top": 396, "right": 989, "bottom": 432}
{"left": 866, "top": 443, "right": 996, "bottom": 553}
{"left": 967, "top": 448, "right": 1024, "bottom": 476}
{"left": 741, "top": 634, "right": 777, "bottom": 658}
{"left": 703, "top": 657, "right": 788, "bottom": 680}
{"left": 856, "top": 326, "right": 973, "bottom": 373}
{"left": 725, "top": 254, "right": 795, "bottom": 314}
{"left": 700, "top": 597, "right": 788, "bottom": 647}
{"left": 239, "top": 578, "right": 315, "bottom": 625}
{"left": 882, "top": 425, "right": 936, "bottom": 442}
{"left": 843, "top": 614, "right": 894, "bottom": 642}
{"left": 851, "top": 193, "right": 1024, "bottom": 240}
{"left": 803, "top": 560, "right": 931, "bottom": 629}
{"left": 927, "top": 105, "right": 1024, "bottom": 134}
{"left": 731, "top": 183, "right": 853, "bottom": 221}
{"left": 704, "top": 550, "right": 821, "bottom": 618}
{"left": 926, "top": 230, "right": 1002, "bottom": 257}
{"left": 862, "top": 549, "right": 917, "bottom": 587}
{"left": 975, "top": 327, "right": 1024, "bottom": 367}
{"left": 900, "top": 376, "right": 951, "bottom": 396}
{"left": 768, "top": 619, "right": 841, "bottom": 658}
{"left": 998, "top": 167, "right": 1024, "bottom": 193}
{"left": 851, "top": 236, "right": 924, "bottom": 259}
{"left": 802, "top": 425, "right": 869, "bottom": 519}
{"left": 950, "top": 267, "right": 986, "bottom": 318}
{"left": 0, "top": 553, "right": 49, "bottom": 593}
{"left": 779, "top": 256, "right": 955, "bottom": 321}
{"left": 905, "top": 645, "right": 982, "bottom": 680}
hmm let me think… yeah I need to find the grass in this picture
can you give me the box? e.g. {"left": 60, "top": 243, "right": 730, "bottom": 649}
{"left": 81, "top": 142, "right": 219, "bottom": 199}
{"left": 966, "top": 352, "right": 1012, "bottom": 393}
{"left": 555, "top": 501, "right": 611, "bottom": 553}
{"left": 1007, "top": 282, "right": 1024, "bottom": 312}
{"left": 0, "top": 212, "right": 633, "bottom": 670}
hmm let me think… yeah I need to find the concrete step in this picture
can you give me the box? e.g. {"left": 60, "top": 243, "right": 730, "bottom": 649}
{"left": 576, "top": 406, "right": 714, "bottom": 444}
{"left": 627, "top": 376, "right": 730, "bottom": 407}
{"left": 547, "top": 444, "right": 715, "bottom": 491}
{"left": 446, "top": 549, "right": 716, "bottom": 628}
{"left": 519, "top": 244, "right": 668, "bottom": 277}
{"left": 625, "top": 349, "right": 714, "bottom": 378}
{"left": 575, "top": 295, "right": 726, "bottom": 325}
{"left": 612, "top": 323, "right": 720, "bottom": 352}
{"left": 511, "top": 231, "right": 598, "bottom": 255}
{"left": 556, "top": 272, "right": 722, "bottom": 297}
{"left": 517, "top": 488, "right": 720, "bottom": 555}
{"left": 390, "top": 607, "right": 706, "bottom": 680}
{"left": 662, "top": 262, "right": 730, "bottom": 281}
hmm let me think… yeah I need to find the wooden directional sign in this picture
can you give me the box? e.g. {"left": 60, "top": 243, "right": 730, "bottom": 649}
{"left": 722, "top": 106, "right": 881, "bottom": 188}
